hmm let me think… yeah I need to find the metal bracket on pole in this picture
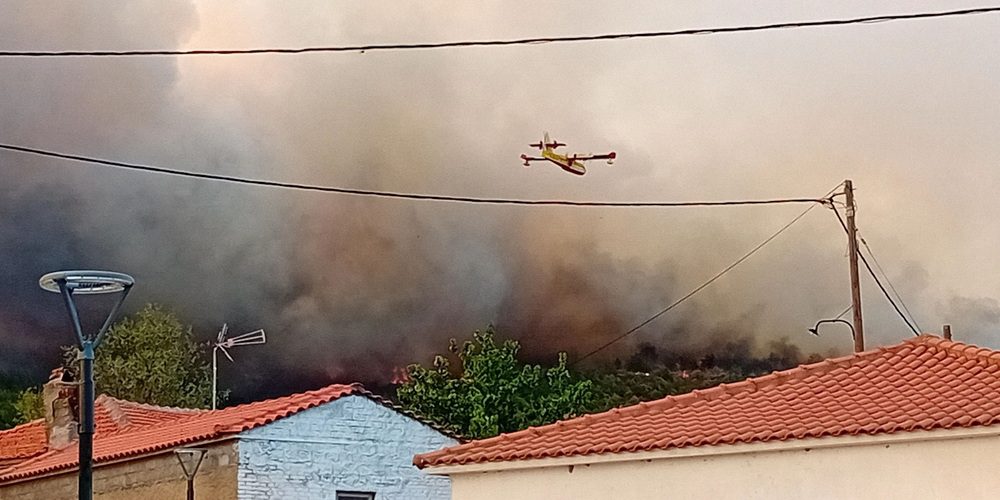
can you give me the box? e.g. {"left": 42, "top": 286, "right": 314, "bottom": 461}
{"left": 175, "top": 448, "right": 207, "bottom": 500}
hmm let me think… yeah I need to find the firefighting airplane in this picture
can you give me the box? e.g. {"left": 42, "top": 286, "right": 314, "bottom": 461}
{"left": 520, "top": 132, "right": 616, "bottom": 176}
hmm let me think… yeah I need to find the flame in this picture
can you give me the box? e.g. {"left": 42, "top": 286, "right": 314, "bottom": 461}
{"left": 391, "top": 366, "right": 411, "bottom": 385}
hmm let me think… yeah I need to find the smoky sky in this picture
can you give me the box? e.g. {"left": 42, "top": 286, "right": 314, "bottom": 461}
{"left": 2, "top": 1, "right": 1000, "bottom": 400}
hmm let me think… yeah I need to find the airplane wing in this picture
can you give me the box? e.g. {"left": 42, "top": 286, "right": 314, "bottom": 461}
{"left": 520, "top": 154, "right": 544, "bottom": 166}
{"left": 571, "top": 152, "right": 616, "bottom": 163}
{"left": 573, "top": 152, "right": 616, "bottom": 160}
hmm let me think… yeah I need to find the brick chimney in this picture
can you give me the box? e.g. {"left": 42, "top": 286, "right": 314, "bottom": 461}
{"left": 42, "top": 368, "right": 79, "bottom": 449}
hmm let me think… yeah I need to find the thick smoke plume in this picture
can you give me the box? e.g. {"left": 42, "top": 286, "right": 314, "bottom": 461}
{"left": 3, "top": 1, "right": 1000, "bottom": 400}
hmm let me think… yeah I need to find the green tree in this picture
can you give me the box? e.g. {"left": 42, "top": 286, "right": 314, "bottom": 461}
{"left": 64, "top": 304, "right": 212, "bottom": 408}
{"left": 13, "top": 387, "right": 44, "bottom": 422}
{"left": 396, "top": 326, "right": 593, "bottom": 439}
{"left": 0, "top": 378, "right": 44, "bottom": 428}
{"left": 0, "top": 377, "right": 23, "bottom": 429}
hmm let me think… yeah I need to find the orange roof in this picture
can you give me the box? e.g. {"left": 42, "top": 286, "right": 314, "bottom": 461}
{"left": 0, "top": 421, "right": 46, "bottom": 468}
{"left": 416, "top": 335, "right": 1000, "bottom": 468}
{"left": 0, "top": 384, "right": 363, "bottom": 483}
{"left": 0, "top": 395, "right": 198, "bottom": 470}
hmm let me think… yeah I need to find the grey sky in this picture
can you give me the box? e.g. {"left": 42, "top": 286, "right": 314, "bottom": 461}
{"left": 2, "top": 1, "right": 998, "bottom": 390}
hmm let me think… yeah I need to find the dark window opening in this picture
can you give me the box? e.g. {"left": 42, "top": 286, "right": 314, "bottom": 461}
{"left": 337, "top": 491, "right": 375, "bottom": 500}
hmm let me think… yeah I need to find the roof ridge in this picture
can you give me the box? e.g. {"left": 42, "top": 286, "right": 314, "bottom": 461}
{"left": 193, "top": 383, "right": 365, "bottom": 434}
{"left": 909, "top": 334, "right": 1000, "bottom": 366}
{"left": 207, "top": 382, "right": 360, "bottom": 415}
{"left": 96, "top": 394, "right": 201, "bottom": 414}
{"left": 96, "top": 395, "right": 130, "bottom": 429}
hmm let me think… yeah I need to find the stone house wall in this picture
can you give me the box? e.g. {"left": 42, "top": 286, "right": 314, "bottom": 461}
{"left": 0, "top": 441, "right": 238, "bottom": 500}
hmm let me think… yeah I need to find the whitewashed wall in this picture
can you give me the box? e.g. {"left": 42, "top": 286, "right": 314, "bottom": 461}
{"left": 237, "top": 395, "right": 456, "bottom": 500}
{"left": 442, "top": 428, "right": 1000, "bottom": 500}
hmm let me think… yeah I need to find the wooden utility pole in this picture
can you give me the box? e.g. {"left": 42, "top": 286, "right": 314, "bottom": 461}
{"left": 844, "top": 180, "right": 865, "bottom": 352}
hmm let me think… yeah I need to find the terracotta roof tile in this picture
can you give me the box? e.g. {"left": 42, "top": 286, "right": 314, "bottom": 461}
{"left": 415, "top": 335, "right": 1000, "bottom": 468}
{"left": 0, "top": 384, "right": 363, "bottom": 483}
{"left": 0, "top": 394, "right": 198, "bottom": 471}
{"left": 0, "top": 420, "right": 47, "bottom": 468}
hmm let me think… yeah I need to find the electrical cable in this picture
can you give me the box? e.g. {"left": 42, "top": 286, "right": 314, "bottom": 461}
{"left": 0, "top": 7, "right": 997, "bottom": 58}
{"left": 0, "top": 142, "right": 830, "bottom": 208}
{"left": 834, "top": 304, "right": 853, "bottom": 321}
{"left": 858, "top": 232, "right": 923, "bottom": 332}
{"left": 830, "top": 205, "right": 921, "bottom": 336}
{"left": 573, "top": 183, "right": 842, "bottom": 365}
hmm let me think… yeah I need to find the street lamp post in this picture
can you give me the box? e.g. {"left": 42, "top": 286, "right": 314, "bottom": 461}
{"left": 39, "top": 270, "right": 134, "bottom": 500}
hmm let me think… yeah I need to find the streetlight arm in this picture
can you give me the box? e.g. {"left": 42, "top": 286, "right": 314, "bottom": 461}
{"left": 56, "top": 280, "right": 87, "bottom": 347}
{"left": 93, "top": 283, "right": 132, "bottom": 349}
{"left": 808, "top": 319, "right": 856, "bottom": 340}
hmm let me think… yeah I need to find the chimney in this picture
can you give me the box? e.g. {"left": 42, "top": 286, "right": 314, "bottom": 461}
{"left": 42, "top": 368, "right": 79, "bottom": 449}
{"left": 943, "top": 324, "right": 953, "bottom": 341}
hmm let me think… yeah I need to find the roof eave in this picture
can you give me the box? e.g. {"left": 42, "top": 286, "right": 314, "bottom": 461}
{"left": 0, "top": 435, "right": 239, "bottom": 486}
{"left": 420, "top": 423, "right": 1000, "bottom": 475}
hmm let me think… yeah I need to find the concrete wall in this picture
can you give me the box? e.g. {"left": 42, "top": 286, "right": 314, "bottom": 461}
{"left": 445, "top": 430, "right": 1000, "bottom": 500}
{"left": 0, "top": 441, "right": 238, "bottom": 500}
{"left": 237, "top": 395, "right": 457, "bottom": 500}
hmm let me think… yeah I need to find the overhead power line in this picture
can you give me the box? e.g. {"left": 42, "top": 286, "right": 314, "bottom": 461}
{"left": 0, "top": 7, "right": 998, "bottom": 58}
{"left": 0, "top": 143, "right": 830, "bottom": 208}
{"left": 573, "top": 183, "right": 842, "bottom": 365}
{"left": 831, "top": 205, "right": 921, "bottom": 336}
{"left": 858, "top": 231, "right": 923, "bottom": 332}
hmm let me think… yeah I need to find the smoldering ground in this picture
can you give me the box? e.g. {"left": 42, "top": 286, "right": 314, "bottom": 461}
{"left": 3, "top": 1, "right": 1000, "bottom": 399}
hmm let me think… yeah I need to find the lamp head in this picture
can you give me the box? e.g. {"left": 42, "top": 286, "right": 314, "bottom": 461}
{"left": 39, "top": 270, "right": 134, "bottom": 294}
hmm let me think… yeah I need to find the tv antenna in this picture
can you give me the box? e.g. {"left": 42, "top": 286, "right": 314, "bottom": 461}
{"left": 212, "top": 323, "right": 266, "bottom": 410}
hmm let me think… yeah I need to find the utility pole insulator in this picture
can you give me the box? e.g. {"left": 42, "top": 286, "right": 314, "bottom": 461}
{"left": 844, "top": 180, "right": 865, "bottom": 352}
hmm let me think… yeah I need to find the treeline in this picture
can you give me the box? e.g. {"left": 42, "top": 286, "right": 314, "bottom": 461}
{"left": 1, "top": 310, "right": 818, "bottom": 437}
{"left": 395, "top": 327, "right": 819, "bottom": 439}
{"left": 586, "top": 339, "right": 822, "bottom": 411}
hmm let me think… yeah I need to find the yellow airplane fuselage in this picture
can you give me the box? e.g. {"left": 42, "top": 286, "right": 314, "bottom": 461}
{"left": 541, "top": 150, "right": 586, "bottom": 175}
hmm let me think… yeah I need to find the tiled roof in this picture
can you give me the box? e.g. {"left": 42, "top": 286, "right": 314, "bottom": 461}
{"left": 93, "top": 395, "right": 200, "bottom": 430}
{"left": 0, "top": 396, "right": 197, "bottom": 470}
{"left": 416, "top": 335, "right": 1000, "bottom": 468}
{"left": 0, "top": 421, "right": 46, "bottom": 468}
{"left": 0, "top": 384, "right": 362, "bottom": 483}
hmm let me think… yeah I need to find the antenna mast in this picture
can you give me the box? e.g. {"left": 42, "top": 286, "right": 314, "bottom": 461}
{"left": 212, "top": 324, "right": 266, "bottom": 410}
